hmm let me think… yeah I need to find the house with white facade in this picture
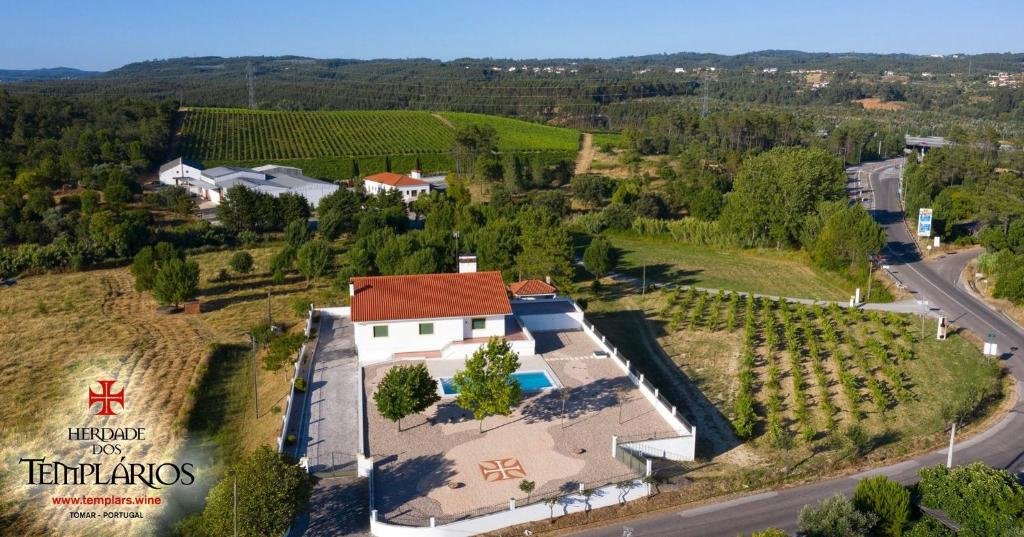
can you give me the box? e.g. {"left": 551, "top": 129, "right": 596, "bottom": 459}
{"left": 363, "top": 170, "right": 434, "bottom": 203}
{"left": 350, "top": 264, "right": 536, "bottom": 363}
{"left": 157, "top": 158, "right": 340, "bottom": 207}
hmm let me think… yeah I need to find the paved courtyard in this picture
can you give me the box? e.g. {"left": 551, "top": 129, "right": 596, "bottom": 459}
{"left": 364, "top": 329, "right": 675, "bottom": 525}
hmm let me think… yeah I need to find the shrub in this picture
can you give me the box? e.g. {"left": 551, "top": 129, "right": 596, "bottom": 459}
{"left": 853, "top": 475, "right": 910, "bottom": 537}
{"left": 285, "top": 434, "right": 296, "bottom": 445}
{"left": 229, "top": 251, "right": 255, "bottom": 275}
{"left": 265, "top": 333, "right": 304, "bottom": 371}
{"left": 798, "top": 493, "right": 877, "bottom": 537}
{"left": 294, "top": 378, "right": 307, "bottom": 392}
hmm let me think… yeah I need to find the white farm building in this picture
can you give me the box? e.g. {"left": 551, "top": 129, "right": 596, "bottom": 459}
{"left": 158, "top": 158, "right": 340, "bottom": 207}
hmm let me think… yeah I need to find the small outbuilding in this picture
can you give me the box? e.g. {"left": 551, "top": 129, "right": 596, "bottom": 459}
{"left": 508, "top": 279, "right": 557, "bottom": 300}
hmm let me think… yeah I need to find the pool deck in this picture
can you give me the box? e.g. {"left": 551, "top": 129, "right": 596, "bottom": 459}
{"left": 364, "top": 329, "right": 677, "bottom": 525}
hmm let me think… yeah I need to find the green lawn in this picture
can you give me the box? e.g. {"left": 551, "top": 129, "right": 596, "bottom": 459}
{"left": 604, "top": 233, "right": 855, "bottom": 301}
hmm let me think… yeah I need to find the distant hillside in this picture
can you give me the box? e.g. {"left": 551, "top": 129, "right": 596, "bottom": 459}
{"left": 5, "top": 52, "right": 1023, "bottom": 125}
{"left": 179, "top": 107, "right": 579, "bottom": 179}
{"left": 0, "top": 67, "right": 101, "bottom": 82}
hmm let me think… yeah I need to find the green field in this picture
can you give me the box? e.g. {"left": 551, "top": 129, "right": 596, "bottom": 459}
{"left": 440, "top": 112, "right": 580, "bottom": 152}
{"left": 604, "top": 233, "right": 855, "bottom": 301}
{"left": 179, "top": 108, "right": 580, "bottom": 179}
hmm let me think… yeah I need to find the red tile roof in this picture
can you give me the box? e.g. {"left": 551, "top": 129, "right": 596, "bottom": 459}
{"left": 350, "top": 271, "right": 512, "bottom": 322}
{"left": 509, "top": 279, "right": 557, "bottom": 296}
{"left": 364, "top": 172, "right": 428, "bottom": 187}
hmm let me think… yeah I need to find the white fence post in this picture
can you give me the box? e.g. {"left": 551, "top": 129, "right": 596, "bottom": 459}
{"left": 430, "top": 517, "right": 436, "bottom": 528}
{"left": 646, "top": 459, "right": 653, "bottom": 477}
{"left": 509, "top": 498, "right": 516, "bottom": 511}
{"left": 612, "top": 435, "right": 618, "bottom": 458}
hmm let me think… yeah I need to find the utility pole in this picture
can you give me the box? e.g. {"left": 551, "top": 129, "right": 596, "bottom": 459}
{"left": 250, "top": 333, "right": 258, "bottom": 418}
{"left": 641, "top": 264, "right": 646, "bottom": 297}
{"left": 865, "top": 259, "right": 873, "bottom": 303}
{"left": 233, "top": 475, "right": 238, "bottom": 537}
{"left": 700, "top": 71, "right": 710, "bottom": 118}
{"left": 267, "top": 289, "right": 273, "bottom": 328}
{"left": 246, "top": 62, "right": 256, "bottom": 109}
{"left": 946, "top": 421, "right": 957, "bottom": 468}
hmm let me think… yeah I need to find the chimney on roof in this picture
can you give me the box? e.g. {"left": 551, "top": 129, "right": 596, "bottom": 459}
{"left": 409, "top": 169, "right": 422, "bottom": 179}
{"left": 349, "top": 282, "right": 355, "bottom": 297}
{"left": 545, "top": 275, "right": 552, "bottom": 285}
{"left": 458, "top": 255, "right": 477, "bottom": 273}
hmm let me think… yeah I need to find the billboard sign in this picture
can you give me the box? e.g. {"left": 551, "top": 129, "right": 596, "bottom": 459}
{"left": 917, "top": 208, "right": 933, "bottom": 237}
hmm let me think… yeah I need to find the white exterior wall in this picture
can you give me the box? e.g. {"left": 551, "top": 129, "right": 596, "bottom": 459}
{"left": 353, "top": 314, "right": 506, "bottom": 363}
{"left": 516, "top": 311, "right": 584, "bottom": 332}
{"left": 159, "top": 163, "right": 202, "bottom": 186}
{"left": 364, "top": 181, "right": 430, "bottom": 204}
{"left": 354, "top": 317, "right": 464, "bottom": 363}
{"left": 293, "top": 184, "right": 341, "bottom": 208}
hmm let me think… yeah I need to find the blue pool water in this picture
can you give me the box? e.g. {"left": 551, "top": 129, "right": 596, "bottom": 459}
{"left": 439, "top": 371, "right": 554, "bottom": 395}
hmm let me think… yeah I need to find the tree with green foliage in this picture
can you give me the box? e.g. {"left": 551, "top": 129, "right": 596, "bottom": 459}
{"left": 853, "top": 475, "right": 910, "bottom": 537}
{"left": 284, "top": 219, "right": 311, "bottom": 249}
{"left": 372, "top": 363, "right": 441, "bottom": 431}
{"left": 192, "top": 445, "right": 314, "bottom": 537}
{"left": 798, "top": 494, "right": 878, "bottom": 537}
{"left": 720, "top": 147, "right": 846, "bottom": 248}
{"left": 515, "top": 207, "right": 572, "bottom": 282}
{"left": 317, "top": 188, "right": 363, "bottom": 239}
{"left": 583, "top": 235, "right": 617, "bottom": 279}
{"left": 805, "top": 201, "right": 886, "bottom": 273}
{"left": 917, "top": 462, "right": 1024, "bottom": 537}
{"left": 131, "top": 241, "right": 182, "bottom": 291}
{"left": 217, "top": 185, "right": 282, "bottom": 233}
{"left": 277, "top": 192, "right": 311, "bottom": 225}
{"left": 452, "top": 338, "right": 522, "bottom": 433}
{"left": 152, "top": 257, "right": 199, "bottom": 308}
{"left": 519, "top": 479, "right": 536, "bottom": 503}
{"left": 229, "top": 251, "right": 254, "bottom": 276}
{"left": 295, "top": 238, "right": 331, "bottom": 286}
{"left": 571, "top": 174, "right": 612, "bottom": 208}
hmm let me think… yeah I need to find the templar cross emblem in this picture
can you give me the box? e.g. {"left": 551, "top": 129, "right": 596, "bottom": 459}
{"left": 478, "top": 458, "right": 526, "bottom": 482}
{"left": 88, "top": 380, "right": 124, "bottom": 416}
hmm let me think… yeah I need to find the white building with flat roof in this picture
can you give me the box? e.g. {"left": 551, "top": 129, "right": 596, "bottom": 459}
{"left": 157, "top": 159, "right": 339, "bottom": 207}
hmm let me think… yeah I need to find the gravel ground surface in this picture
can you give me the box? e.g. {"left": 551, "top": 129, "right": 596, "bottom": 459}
{"left": 364, "top": 331, "right": 677, "bottom": 524}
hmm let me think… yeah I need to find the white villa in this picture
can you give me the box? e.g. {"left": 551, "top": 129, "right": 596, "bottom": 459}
{"left": 350, "top": 260, "right": 537, "bottom": 362}
{"left": 363, "top": 170, "right": 443, "bottom": 203}
{"left": 158, "top": 158, "right": 339, "bottom": 207}
{"left": 311, "top": 256, "right": 698, "bottom": 537}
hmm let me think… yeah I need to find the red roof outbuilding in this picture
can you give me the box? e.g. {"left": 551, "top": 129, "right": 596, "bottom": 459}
{"left": 350, "top": 271, "right": 512, "bottom": 322}
{"left": 364, "top": 172, "right": 429, "bottom": 187}
{"left": 508, "top": 279, "right": 557, "bottom": 297}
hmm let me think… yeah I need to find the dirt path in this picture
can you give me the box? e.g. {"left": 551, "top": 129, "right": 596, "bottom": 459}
{"left": 575, "top": 133, "right": 595, "bottom": 175}
{"left": 431, "top": 113, "right": 454, "bottom": 129}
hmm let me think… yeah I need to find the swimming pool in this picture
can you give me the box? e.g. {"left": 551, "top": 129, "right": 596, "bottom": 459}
{"left": 438, "top": 370, "right": 556, "bottom": 395}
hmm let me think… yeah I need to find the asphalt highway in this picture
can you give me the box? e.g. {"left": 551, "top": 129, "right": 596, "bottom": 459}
{"left": 573, "top": 158, "right": 1024, "bottom": 537}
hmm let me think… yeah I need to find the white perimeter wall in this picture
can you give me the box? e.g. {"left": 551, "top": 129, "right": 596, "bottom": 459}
{"left": 369, "top": 479, "right": 651, "bottom": 537}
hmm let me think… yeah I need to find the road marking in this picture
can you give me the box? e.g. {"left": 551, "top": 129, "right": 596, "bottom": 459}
{"left": 676, "top": 492, "right": 777, "bottom": 518}
{"left": 866, "top": 164, "right": 1006, "bottom": 338}
{"left": 849, "top": 460, "right": 919, "bottom": 480}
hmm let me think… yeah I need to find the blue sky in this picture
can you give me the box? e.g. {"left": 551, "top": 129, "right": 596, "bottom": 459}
{"left": 1, "top": 0, "right": 1022, "bottom": 71}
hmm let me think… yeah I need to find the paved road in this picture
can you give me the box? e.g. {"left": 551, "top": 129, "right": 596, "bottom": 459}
{"left": 573, "top": 158, "right": 1024, "bottom": 536}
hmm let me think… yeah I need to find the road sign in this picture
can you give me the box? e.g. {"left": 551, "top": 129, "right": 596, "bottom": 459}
{"left": 918, "top": 208, "right": 933, "bottom": 237}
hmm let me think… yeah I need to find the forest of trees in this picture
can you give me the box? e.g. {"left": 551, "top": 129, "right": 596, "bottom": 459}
{"left": 6, "top": 53, "right": 1023, "bottom": 130}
